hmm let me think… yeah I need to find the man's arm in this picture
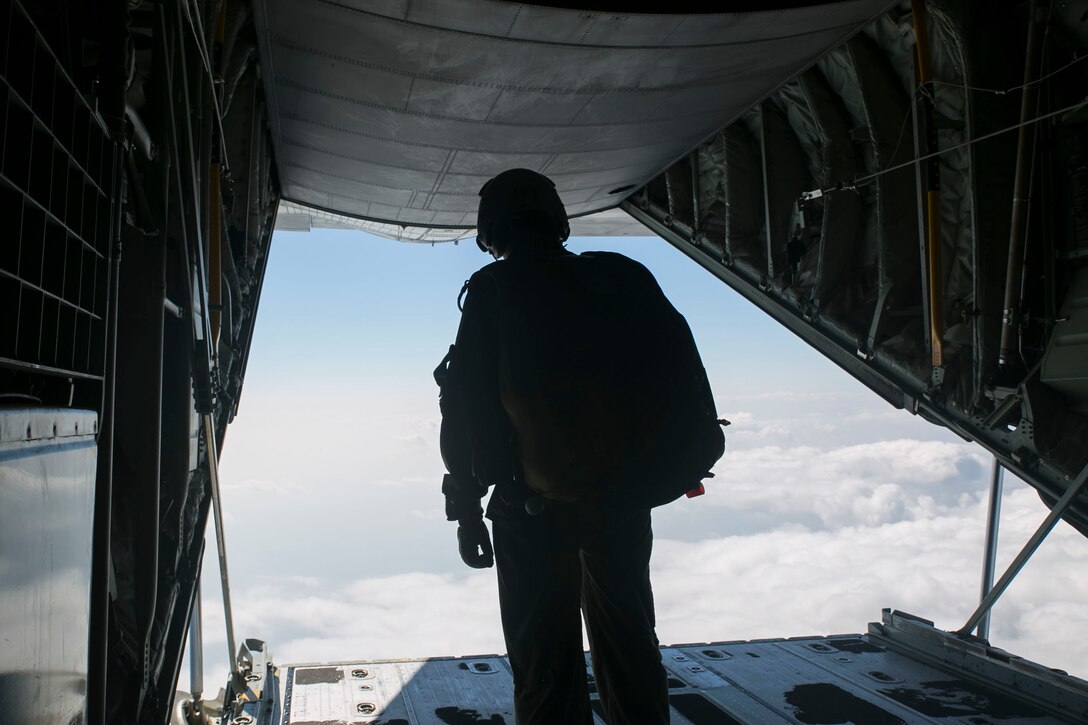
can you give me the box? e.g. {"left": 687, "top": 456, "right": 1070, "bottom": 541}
{"left": 437, "top": 271, "right": 506, "bottom": 567}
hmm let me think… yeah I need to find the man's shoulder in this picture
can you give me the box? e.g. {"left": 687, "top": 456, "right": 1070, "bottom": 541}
{"left": 577, "top": 251, "right": 661, "bottom": 289}
{"left": 464, "top": 259, "right": 506, "bottom": 294}
{"left": 577, "top": 250, "right": 636, "bottom": 264}
{"left": 468, "top": 258, "right": 505, "bottom": 280}
{"left": 467, "top": 250, "right": 660, "bottom": 295}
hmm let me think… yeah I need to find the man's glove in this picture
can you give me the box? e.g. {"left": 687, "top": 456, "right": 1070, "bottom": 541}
{"left": 456, "top": 517, "right": 494, "bottom": 569}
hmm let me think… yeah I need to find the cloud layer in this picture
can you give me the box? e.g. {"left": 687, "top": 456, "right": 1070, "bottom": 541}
{"left": 190, "top": 482, "right": 1088, "bottom": 698}
{"left": 189, "top": 382, "right": 1088, "bottom": 696}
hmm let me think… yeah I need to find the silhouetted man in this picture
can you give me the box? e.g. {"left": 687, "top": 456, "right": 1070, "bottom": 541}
{"left": 436, "top": 169, "right": 722, "bottom": 725}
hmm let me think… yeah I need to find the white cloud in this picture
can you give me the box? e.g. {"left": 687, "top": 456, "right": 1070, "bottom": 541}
{"left": 199, "top": 571, "right": 506, "bottom": 667}
{"left": 177, "top": 233, "right": 1088, "bottom": 707}
{"left": 656, "top": 483, "right": 1088, "bottom": 679}
{"left": 187, "top": 481, "right": 1088, "bottom": 694}
{"left": 699, "top": 438, "right": 990, "bottom": 529}
{"left": 719, "top": 391, "right": 860, "bottom": 402}
{"left": 227, "top": 477, "right": 307, "bottom": 495}
{"left": 191, "top": 376, "right": 1088, "bottom": 696}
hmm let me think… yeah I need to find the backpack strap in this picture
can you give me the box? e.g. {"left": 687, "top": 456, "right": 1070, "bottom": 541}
{"left": 433, "top": 345, "right": 454, "bottom": 388}
{"left": 457, "top": 278, "right": 471, "bottom": 311}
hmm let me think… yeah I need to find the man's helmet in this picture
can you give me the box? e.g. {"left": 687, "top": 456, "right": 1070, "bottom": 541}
{"left": 476, "top": 169, "right": 570, "bottom": 255}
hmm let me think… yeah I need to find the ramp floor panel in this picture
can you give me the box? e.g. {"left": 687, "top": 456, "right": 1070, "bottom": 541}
{"left": 274, "top": 631, "right": 1080, "bottom": 724}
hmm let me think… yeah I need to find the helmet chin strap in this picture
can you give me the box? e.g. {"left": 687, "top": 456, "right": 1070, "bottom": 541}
{"left": 485, "top": 218, "right": 564, "bottom": 261}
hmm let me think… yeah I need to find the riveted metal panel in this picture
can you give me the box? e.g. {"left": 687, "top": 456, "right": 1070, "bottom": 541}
{"left": 0, "top": 408, "right": 97, "bottom": 725}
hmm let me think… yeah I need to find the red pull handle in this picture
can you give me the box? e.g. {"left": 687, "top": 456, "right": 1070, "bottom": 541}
{"left": 685, "top": 483, "right": 705, "bottom": 498}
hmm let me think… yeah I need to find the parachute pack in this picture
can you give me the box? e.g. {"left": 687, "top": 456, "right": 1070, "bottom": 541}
{"left": 441, "top": 251, "right": 725, "bottom": 510}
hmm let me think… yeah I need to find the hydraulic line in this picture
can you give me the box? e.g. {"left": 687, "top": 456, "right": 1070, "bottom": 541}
{"left": 998, "top": 0, "right": 1051, "bottom": 370}
{"left": 209, "top": 1, "right": 228, "bottom": 351}
{"left": 159, "top": 0, "right": 238, "bottom": 689}
{"left": 911, "top": 0, "right": 943, "bottom": 369}
{"left": 759, "top": 103, "right": 776, "bottom": 279}
{"left": 180, "top": 0, "right": 231, "bottom": 172}
{"left": 210, "top": 165, "right": 223, "bottom": 348}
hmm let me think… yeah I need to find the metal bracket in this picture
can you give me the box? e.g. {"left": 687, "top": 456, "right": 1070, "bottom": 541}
{"left": 864, "top": 281, "right": 895, "bottom": 356}
{"left": 930, "top": 365, "right": 945, "bottom": 389}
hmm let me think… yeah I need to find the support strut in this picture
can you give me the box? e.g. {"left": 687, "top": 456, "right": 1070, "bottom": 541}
{"left": 976, "top": 459, "right": 1005, "bottom": 640}
{"left": 204, "top": 413, "right": 240, "bottom": 680}
{"left": 189, "top": 580, "right": 205, "bottom": 712}
{"left": 958, "top": 462, "right": 1088, "bottom": 636}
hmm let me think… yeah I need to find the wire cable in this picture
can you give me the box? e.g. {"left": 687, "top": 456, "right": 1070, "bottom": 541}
{"left": 801, "top": 95, "right": 1087, "bottom": 200}
{"left": 933, "top": 50, "right": 1087, "bottom": 96}
{"left": 870, "top": 37, "right": 1082, "bottom": 185}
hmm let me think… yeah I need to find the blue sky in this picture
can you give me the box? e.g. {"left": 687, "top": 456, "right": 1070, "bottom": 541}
{"left": 182, "top": 227, "right": 1088, "bottom": 694}
{"left": 239, "top": 230, "right": 854, "bottom": 394}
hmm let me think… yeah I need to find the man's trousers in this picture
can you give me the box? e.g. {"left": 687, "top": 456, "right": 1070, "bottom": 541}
{"left": 490, "top": 503, "right": 669, "bottom": 725}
